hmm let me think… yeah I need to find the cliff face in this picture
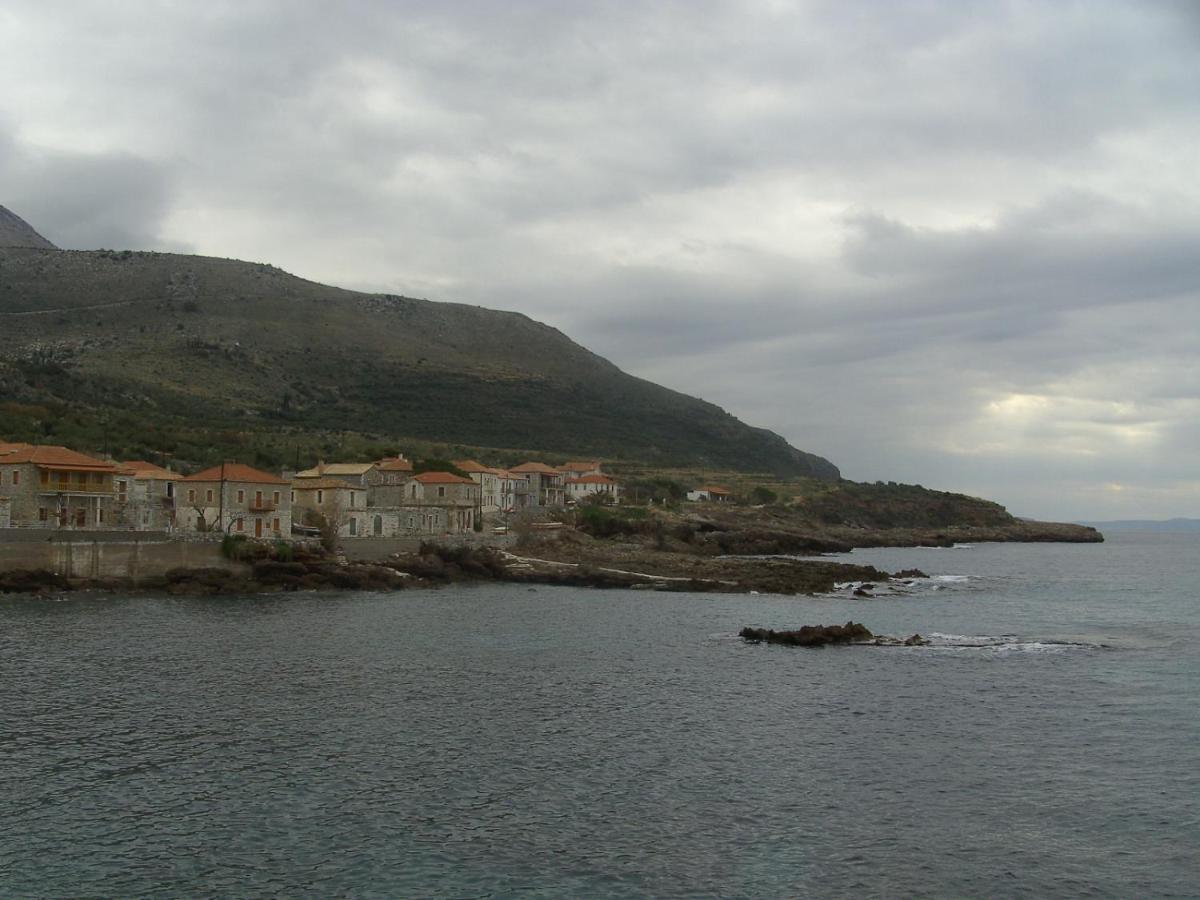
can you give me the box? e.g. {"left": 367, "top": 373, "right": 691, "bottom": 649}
{"left": 0, "top": 236, "right": 838, "bottom": 477}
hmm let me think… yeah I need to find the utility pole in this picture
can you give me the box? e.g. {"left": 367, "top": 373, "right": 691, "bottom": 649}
{"left": 218, "top": 460, "right": 226, "bottom": 533}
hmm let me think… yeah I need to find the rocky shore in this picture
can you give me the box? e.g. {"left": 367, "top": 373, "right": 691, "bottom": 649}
{"left": 0, "top": 503, "right": 1102, "bottom": 598}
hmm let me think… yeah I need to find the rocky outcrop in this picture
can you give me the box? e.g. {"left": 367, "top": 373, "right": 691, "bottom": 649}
{"left": 740, "top": 622, "right": 874, "bottom": 646}
{"left": 740, "top": 623, "right": 931, "bottom": 647}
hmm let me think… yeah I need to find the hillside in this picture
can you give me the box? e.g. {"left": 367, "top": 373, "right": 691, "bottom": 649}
{"left": 0, "top": 238, "right": 837, "bottom": 478}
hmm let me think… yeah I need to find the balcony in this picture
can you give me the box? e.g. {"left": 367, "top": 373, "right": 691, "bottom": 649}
{"left": 248, "top": 502, "right": 276, "bottom": 513}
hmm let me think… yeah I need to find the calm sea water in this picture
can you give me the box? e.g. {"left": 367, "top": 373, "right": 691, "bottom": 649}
{"left": 1, "top": 532, "right": 1197, "bottom": 898}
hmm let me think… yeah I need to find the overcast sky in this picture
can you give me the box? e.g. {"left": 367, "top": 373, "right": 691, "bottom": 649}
{"left": 2, "top": 1, "right": 1197, "bottom": 520}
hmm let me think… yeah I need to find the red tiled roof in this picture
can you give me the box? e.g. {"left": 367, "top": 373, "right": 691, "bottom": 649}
{"left": 699, "top": 485, "right": 731, "bottom": 494}
{"left": 0, "top": 442, "right": 33, "bottom": 456}
{"left": 2, "top": 445, "right": 116, "bottom": 471}
{"left": 566, "top": 475, "right": 617, "bottom": 485}
{"left": 413, "top": 471, "right": 476, "bottom": 485}
{"left": 183, "top": 463, "right": 288, "bottom": 485}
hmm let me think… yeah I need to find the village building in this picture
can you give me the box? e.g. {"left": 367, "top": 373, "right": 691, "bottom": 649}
{"left": 453, "top": 460, "right": 502, "bottom": 513}
{"left": 115, "top": 461, "right": 182, "bottom": 531}
{"left": 0, "top": 444, "right": 119, "bottom": 529}
{"left": 558, "top": 460, "right": 604, "bottom": 478}
{"left": 178, "top": 463, "right": 291, "bottom": 537}
{"left": 565, "top": 473, "right": 622, "bottom": 504}
{"left": 293, "top": 461, "right": 380, "bottom": 489}
{"left": 362, "top": 471, "right": 481, "bottom": 537}
{"left": 687, "top": 485, "right": 733, "bottom": 502}
{"left": 509, "top": 462, "right": 566, "bottom": 507}
{"left": 492, "top": 469, "right": 528, "bottom": 512}
{"left": 374, "top": 455, "right": 413, "bottom": 485}
{"left": 290, "top": 477, "right": 368, "bottom": 537}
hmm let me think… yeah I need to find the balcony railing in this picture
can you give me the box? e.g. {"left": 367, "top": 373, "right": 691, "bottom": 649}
{"left": 39, "top": 482, "right": 113, "bottom": 495}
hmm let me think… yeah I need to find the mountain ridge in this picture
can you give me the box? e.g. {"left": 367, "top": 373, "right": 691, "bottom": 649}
{"left": 0, "top": 204, "right": 58, "bottom": 250}
{"left": 0, "top": 213, "right": 838, "bottom": 478}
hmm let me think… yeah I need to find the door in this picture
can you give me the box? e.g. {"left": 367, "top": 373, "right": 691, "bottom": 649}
{"left": 75, "top": 507, "right": 86, "bottom": 528}
{"left": 255, "top": 518, "right": 263, "bottom": 538}
{"left": 373, "top": 515, "right": 382, "bottom": 536}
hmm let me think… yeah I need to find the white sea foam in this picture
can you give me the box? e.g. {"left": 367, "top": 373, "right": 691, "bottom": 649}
{"left": 927, "top": 632, "right": 1098, "bottom": 653}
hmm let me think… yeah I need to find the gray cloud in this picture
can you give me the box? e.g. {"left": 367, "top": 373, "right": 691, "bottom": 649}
{"left": 1, "top": 0, "right": 1198, "bottom": 518}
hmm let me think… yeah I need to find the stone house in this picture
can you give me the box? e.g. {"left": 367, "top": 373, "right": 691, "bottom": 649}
{"left": 0, "top": 444, "right": 118, "bottom": 529}
{"left": 115, "top": 461, "right": 182, "bottom": 531}
{"left": 290, "top": 477, "right": 368, "bottom": 538}
{"left": 374, "top": 455, "right": 414, "bottom": 485}
{"left": 453, "top": 460, "right": 501, "bottom": 513}
{"left": 399, "top": 471, "right": 479, "bottom": 533}
{"left": 509, "top": 462, "right": 566, "bottom": 508}
{"left": 178, "top": 463, "right": 291, "bottom": 537}
{"left": 493, "top": 469, "right": 529, "bottom": 512}
{"left": 565, "top": 474, "right": 622, "bottom": 504}
{"left": 293, "top": 461, "right": 380, "bottom": 489}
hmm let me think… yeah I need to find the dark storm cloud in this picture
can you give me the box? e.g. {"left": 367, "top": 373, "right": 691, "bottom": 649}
{"left": 1, "top": 0, "right": 1198, "bottom": 517}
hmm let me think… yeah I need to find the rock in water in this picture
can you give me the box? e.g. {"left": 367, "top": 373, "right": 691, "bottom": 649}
{"left": 739, "top": 621, "right": 874, "bottom": 647}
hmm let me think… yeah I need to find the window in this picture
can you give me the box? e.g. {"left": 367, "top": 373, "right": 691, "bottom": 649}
{"left": 40, "top": 470, "right": 49, "bottom": 484}
{"left": 237, "top": 489, "right": 245, "bottom": 503}
{"left": 349, "top": 518, "right": 357, "bottom": 536}
{"left": 11, "top": 470, "right": 19, "bottom": 486}
{"left": 411, "top": 485, "right": 417, "bottom": 498}
{"left": 206, "top": 489, "right": 214, "bottom": 503}
{"left": 350, "top": 491, "right": 356, "bottom": 507}
{"left": 188, "top": 489, "right": 196, "bottom": 503}
{"left": 143, "top": 511, "right": 150, "bottom": 525}
{"left": 117, "top": 479, "right": 127, "bottom": 495}
{"left": 166, "top": 482, "right": 174, "bottom": 498}
{"left": 98, "top": 508, "right": 104, "bottom": 524}
{"left": 38, "top": 507, "right": 47, "bottom": 522}
{"left": 438, "top": 486, "right": 446, "bottom": 498}
{"left": 273, "top": 492, "right": 280, "bottom": 505}
{"left": 290, "top": 491, "right": 295, "bottom": 503}
{"left": 317, "top": 490, "right": 324, "bottom": 504}
{"left": 272, "top": 517, "right": 280, "bottom": 533}
{"left": 236, "top": 518, "right": 244, "bottom": 532}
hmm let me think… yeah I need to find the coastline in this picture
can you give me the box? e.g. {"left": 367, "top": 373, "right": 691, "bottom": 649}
{"left": 0, "top": 515, "right": 1101, "bottom": 597}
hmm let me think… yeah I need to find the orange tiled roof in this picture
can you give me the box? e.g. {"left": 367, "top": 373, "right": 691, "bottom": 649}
{"left": 452, "top": 459, "right": 492, "bottom": 474}
{"left": 699, "top": 485, "right": 731, "bottom": 494}
{"left": 0, "top": 442, "right": 33, "bottom": 456}
{"left": 183, "top": 463, "right": 288, "bottom": 485}
{"left": 2, "top": 445, "right": 116, "bottom": 471}
{"left": 413, "top": 471, "right": 476, "bottom": 485}
{"left": 511, "top": 462, "right": 562, "bottom": 475}
{"left": 566, "top": 474, "right": 616, "bottom": 485}
{"left": 118, "top": 460, "right": 183, "bottom": 480}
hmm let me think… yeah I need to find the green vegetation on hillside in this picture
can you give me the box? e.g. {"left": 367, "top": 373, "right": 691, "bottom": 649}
{"left": 0, "top": 245, "right": 838, "bottom": 478}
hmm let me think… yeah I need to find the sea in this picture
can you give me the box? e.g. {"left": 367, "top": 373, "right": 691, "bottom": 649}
{"left": 1, "top": 531, "right": 1197, "bottom": 898}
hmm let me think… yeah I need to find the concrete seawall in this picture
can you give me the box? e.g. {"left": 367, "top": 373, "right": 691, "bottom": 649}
{"left": 0, "top": 531, "right": 242, "bottom": 580}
